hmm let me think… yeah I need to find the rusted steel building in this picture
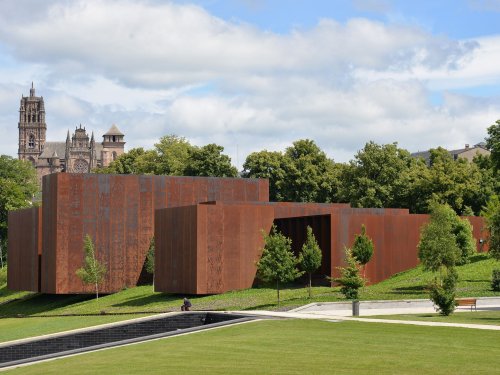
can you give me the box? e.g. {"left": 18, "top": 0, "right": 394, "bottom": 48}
{"left": 8, "top": 173, "right": 487, "bottom": 295}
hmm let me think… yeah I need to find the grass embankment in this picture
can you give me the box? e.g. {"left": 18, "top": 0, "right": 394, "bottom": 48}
{"left": 0, "top": 267, "right": 32, "bottom": 305}
{"left": 4, "top": 320, "right": 500, "bottom": 375}
{"left": 0, "top": 254, "right": 498, "bottom": 318}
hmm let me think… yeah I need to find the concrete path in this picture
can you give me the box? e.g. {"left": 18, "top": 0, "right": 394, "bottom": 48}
{"left": 241, "top": 296, "right": 500, "bottom": 331}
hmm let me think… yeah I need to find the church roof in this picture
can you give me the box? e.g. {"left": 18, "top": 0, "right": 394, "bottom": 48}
{"left": 104, "top": 124, "right": 124, "bottom": 136}
{"left": 39, "top": 142, "right": 66, "bottom": 159}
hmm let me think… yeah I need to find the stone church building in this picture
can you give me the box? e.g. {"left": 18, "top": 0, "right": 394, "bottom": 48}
{"left": 17, "top": 84, "right": 125, "bottom": 180}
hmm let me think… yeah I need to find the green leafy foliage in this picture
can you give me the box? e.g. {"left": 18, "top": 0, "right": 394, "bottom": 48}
{"left": 352, "top": 225, "right": 374, "bottom": 267}
{"left": 429, "top": 267, "right": 458, "bottom": 316}
{"left": 484, "top": 199, "right": 500, "bottom": 261}
{"left": 298, "top": 226, "right": 322, "bottom": 298}
{"left": 145, "top": 237, "right": 155, "bottom": 277}
{"left": 492, "top": 269, "right": 500, "bottom": 291}
{"left": 242, "top": 150, "right": 286, "bottom": 201}
{"left": 418, "top": 203, "right": 461, "bottom": 271}
{"left": 452, "top": 216, "right": 476, "bottom": 265}
{"left": 0, "top": 155, "right": 39, "bottom": 264}
{"left": 76, "top": 235, "right": 107, "bottom": 300}
{"left": 333, "top": 247, "right": 365, "bottom": 300}
{"left": 486, "top": 119, "right": 500, "bottom": 173}
{"left": 257, "top": 226, "right": 303, "bottom": 305}
{"left": 185, "top": 143, "right": 238, "bottom": 177}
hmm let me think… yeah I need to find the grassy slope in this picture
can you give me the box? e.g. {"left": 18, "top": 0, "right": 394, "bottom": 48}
{"left": 0, "top": 254, "right": 498, "bottom": 317}
{"left": 0, "top": 267, "right": 32, "bottom": 305}
{"left": 5, "top": 320, "right": 500, "bottom": 375}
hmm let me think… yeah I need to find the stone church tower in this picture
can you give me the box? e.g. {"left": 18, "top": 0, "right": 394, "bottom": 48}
{"left": 18, "top": 83, "right": 46, "bottom": 166}
{"left": 17, "top": 84, "right": 126, "bottom": 181}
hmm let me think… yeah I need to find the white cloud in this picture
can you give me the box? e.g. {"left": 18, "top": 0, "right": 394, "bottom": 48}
{"left": 0, "top": 0, "right": 497, "bottom": 168}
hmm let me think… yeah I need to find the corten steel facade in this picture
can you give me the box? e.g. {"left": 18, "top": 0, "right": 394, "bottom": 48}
{"left": 8, "top": 173, "right": 268, "bottom": 293}
{"left": 155, "top": 202, "right": 487, "bottom": 294}
{"left": 155, "top": 202, "right": 275, "bottom": 294}
{"left": 8, "top": 172, "right": 487, "bottom": 295}
{"left": 7, "top": 207, "right": 42, "bottom": 292}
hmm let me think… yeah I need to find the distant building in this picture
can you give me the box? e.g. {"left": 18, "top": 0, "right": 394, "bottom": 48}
{"left": 411, "top": 143, "right": 490, "bottom": 165}
{"left": 17, "top": 83, "right": 125, "bottom": 181}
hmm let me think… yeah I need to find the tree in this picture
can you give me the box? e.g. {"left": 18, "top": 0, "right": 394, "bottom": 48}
{"left": 282, "top": 139, "right": 340, "bottom": 203}
{"left": 333, "top": 247, "right": 365, "bottom": 300}
{"left": 153, "top": 135, "right": 194, "bottom": 175}
{"left": 185, "top": 144, "right": 238, "bottom": 177}
{"left": 429, "top": 267, "right": 458, "bottom": 316}
{"left": 486, "top": 119, "right": 500, "bottom": 173}
{"left": 145, "top": 237, "right": 155, "bottom": 287}
{"left": 298, "top": 226, "right": 322, "bottom": 298}
{"left": 453, "top": 216, "right": 476, "bottom": 265}
{"left": 94, "top": 147, "right": 151, "bottom": 174}
{"left": 486, "top": 206, "right": 500, "bottom": 261}
{"left": 256, "top": 226, "right": 303, "bottom": 305}
{"left": 339, "top": 142, "right": 415, "bottom": 209}
{"left": 242, "top": 150, "right": 287, "bottom": 201}
{"left": 0, "top": 155, "right": 39, "bottom": 264}
{"left": 418, "top": 203, "right": 461, "bottom": 271}
{"left": 352, "top": 225, "right": 374, "bottom": 278}
{"left": 418, "top": 203, "right": 463, "bottom": 315}
{"left": 76, "top": 235, "right": 107, "bottom": 300}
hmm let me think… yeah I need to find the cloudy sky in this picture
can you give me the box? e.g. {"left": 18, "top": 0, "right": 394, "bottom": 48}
{"left": 1, "top": 0, "right": 500, "bottom": 167}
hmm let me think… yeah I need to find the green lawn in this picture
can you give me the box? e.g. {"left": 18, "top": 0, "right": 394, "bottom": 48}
{"left": 0, "top": 315, "right": 151, "bottom": 343}
{"left": 0, "top": 253, "right": 498, "bottom": 317}
{"left": 0, "top": 267, "right": 32, "bottom": 305}
{"left": 366, "top": 310, "right": 500, "bottom": 325}
{"left": 4, "top": 319, "right": 500, "bottom": 375}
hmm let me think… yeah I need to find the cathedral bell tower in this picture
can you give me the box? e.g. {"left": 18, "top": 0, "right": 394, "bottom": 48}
{"left": 18, "top": 83, "right": 46, "bottom": 166}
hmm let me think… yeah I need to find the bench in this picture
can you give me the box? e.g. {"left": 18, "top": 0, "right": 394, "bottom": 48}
{"left": 456, "top": 298, "right": 477, "bottom": 311}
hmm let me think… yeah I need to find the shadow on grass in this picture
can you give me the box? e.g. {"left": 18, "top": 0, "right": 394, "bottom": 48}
{"left": 0, "top": 293, "right": 92, "bottom": 317}
{"left": 111, "top": 293, "right": 179, "bottom": 308}
{"left": 390, "top": 285, "right": 427, "bottom": 295}
{"left": 465, "top": 254, "right": 489, "bottom": 264}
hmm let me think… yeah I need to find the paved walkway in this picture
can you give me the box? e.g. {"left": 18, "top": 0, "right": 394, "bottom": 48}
{"left": 241, "top": 296, "right": 500, "bottom": 331}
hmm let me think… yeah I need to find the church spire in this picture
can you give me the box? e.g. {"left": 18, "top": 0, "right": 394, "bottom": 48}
{"left": 30, "top": 82, "right": 35, "bottom": 97}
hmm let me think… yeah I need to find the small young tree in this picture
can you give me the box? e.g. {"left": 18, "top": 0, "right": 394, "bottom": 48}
{"left": 257, "top": 225, "right": 303, "bottom": 306}
{"left": 333, "top": 247, "right": 365, "bottom": 300}
{"left": 429, "top": 267, "right": 458, "bottom": 316}
{"left": 352, "top": 225, "right": 374, "bottom": 278}
{"left": 76, "top": 234, "right": 107, "bottom": 300}
{"left": 298, "top": 226, "right": 322, "bottom": 298}
{"left": 453, "top": 217, "right": 476, "bottom": 265}
{"left": 145, "top": 236, "right": 155, "bottom": 287}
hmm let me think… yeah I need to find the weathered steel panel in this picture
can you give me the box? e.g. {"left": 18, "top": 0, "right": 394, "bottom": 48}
{"left": 7, "top": 207, "right": 42, "bottom": 292}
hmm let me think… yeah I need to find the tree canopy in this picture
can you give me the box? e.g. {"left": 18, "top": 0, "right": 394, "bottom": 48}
{"left": 0, "top": 155, "right": 39, "bottom": 261}
{"left": 486, "top": 119, "right": 500, "bottom": 173}
{"left": 298, "top": 226, "right": 322, "bottom": 298}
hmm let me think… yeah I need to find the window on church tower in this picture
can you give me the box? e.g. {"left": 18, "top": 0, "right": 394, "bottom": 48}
{"left": 28, "top": 135, "right": 35, "bottom": 148}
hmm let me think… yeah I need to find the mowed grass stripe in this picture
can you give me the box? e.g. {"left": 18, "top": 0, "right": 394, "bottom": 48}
{"left": 4, "top": 320, "right": 500, "bottom": 375}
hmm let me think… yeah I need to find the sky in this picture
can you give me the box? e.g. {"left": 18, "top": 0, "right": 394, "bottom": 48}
{"left": 1, "top": 0, "right": 500, "bottom": 167}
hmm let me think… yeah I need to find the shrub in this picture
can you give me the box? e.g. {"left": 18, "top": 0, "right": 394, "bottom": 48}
{"left": 492, "top": 269, "right": 500, "bottom": 291}
{"left": 429, "top": 268, "right": 458, "bottom": 316}
{"left": 333, "top": 247, "right": 364, "bottom": 300}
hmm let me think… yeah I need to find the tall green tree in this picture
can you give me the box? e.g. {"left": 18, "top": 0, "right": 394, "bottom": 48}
{"left": 257, "top": 226, "right": 303, "bottom": 305}
{"left": 0, "top": 155, "right": 39, "bottom": 264}
{"left": 76, "top": 235, "right": 107, "bottom": 300}
{"left": 282, "top": 139, "right": 340, "bottom": 203}
{"left": 418, "top": 203, "right": 462, "bottom": 315}
{"left": 352, "top": 225, "right": 375, "bottom": 278}
{"left": 94, "top": 147, "right": 151, "bottom": 174}
{"left": 486, "top": 119, "right": 500, "bottom": 173}
{"left": 418, "top": 203, "right": 461, "bottom": 271}
{"left": 185, "top": 143, "right": 238, "bottom": 177}
{"left": 153, "top": 135, "right": 194, "bottom": 175}
{"left": 242, "top": 150, "right": 287, "bottom": 201}
{"left": 339, "top": 142, "right": 417, "bottom": 209}
{"left": 298, "top": 226, "right": 322, "bottom": 298}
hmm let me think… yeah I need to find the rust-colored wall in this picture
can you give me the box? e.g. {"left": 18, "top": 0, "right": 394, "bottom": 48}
{"left": 39, "top": 173, "right": 269, "bottom": 294}
{"left": 156, "top": 202, "right": 274, "bottom": 294}
{"left": 7, "top": 207, "right": 42, "bottom": 292}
